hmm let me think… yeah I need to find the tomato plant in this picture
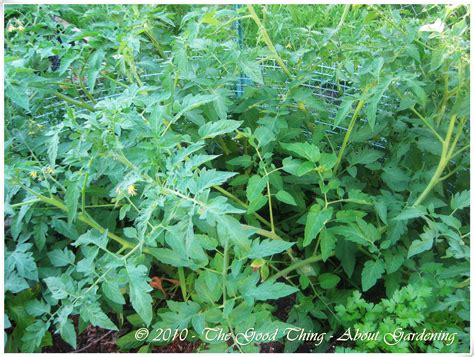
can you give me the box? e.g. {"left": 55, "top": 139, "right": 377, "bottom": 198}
{"left": 4, "top": 4, "right": 470, "bottom": 353}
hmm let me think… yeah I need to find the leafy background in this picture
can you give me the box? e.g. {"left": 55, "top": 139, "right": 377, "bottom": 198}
{"left": 4, "top": 4, "right": 470, "bottom": 353}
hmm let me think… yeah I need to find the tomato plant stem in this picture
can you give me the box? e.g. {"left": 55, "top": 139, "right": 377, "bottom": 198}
{"left": 268, "top": 253, "right": 331, "bottom": 282}
{"left": 247, "top": 4, "right": 291, "bottom": 78}
{"left": 334, "top": 89, "right": 368, "bottom": 173}
{"left": 53, "top": 91, "right": 96, "bottom": 112}
{"left": 177, "top": 267, "right": 187, "bottom": 301}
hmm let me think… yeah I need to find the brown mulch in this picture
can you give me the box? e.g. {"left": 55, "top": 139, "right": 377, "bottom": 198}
{"left": 152, "top": 339, "right": 201, "bottom": 353}
{"left": 43, "top": 316, "right": 121, "bottom": 353}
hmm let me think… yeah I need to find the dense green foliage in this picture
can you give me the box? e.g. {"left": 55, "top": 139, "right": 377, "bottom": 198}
{"left": 4, "top": 4, "right": 470, "bottom": 353}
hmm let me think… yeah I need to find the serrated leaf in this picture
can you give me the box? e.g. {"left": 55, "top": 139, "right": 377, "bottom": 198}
{"left": 303, "top": 205, "right": 333, "bottom": 247}
{"left": 407, "top": 234, "right": 434, "bottom": 258}
{"left": 248, "top": 281, "right": 298, "bottom": 301}
{"left": 450, "top": 190, "right": 469, "bottom": 211}
{"left": 47, "top": 131, "right": 59, "bottom": 166}
{"left": 47, "top": 248, "right": 75, "bottom": 267}
{"left": 147, "top": 248, "right": 189, "bottom": 267}
{"left": 384, "top": 252, "right": 404, "bottom": 274}
{"left": 281, "top": 142, "right": 320, "bottom": 162}
{"left": 282, "top": 157, "right": 314, "bottom": 177}
{"left": 58, "top": 52, "right": 80, "bottom": 75}
{"left": 198, "top": 119, "right": 242, "bottom": 139}
{"left": 87, "top": 48, "right": 105, "bottom": 93}
{"left": 367, "top": 77, "right": 391, "bottom": 130}
{"left": 361, "top": 259, "right": 385, "bottom": 291}
{"left": 60, "top": 319, "right": 77, "bottom": 349}
{"left": 275, "top": 190, "right": 297, "bottom": 206}
{"left": 44, "top": 277, "right": 69, "bottom": 300}
{"left": 102, "top": 281, "right": 126, "bottom": 305}
{"left": 227, "top": 155, "right": 253, "bottom": 168}
{"left": 320, "top": 228, "right": 336, "bottom": 262}
{"left": 334, "top": 98, "right": 353, "bottom": 126}
{"left": 247, "top": 194, "right": 267, "bottom": 214}
{"left": 65, "top": 178, "right": 81, "bottom": 224}
{"left": 127, "top": 263, "right": 153, "bottom": 326}
{"left": 240, "top": 59, "right": 264, "bottom": 85}
{"left": 394, "top": 206, "right": 427, "bottom": 221}
{"left": 349, "top": 148, "right": 384, "bottom": 166}
{"left": 247, "top": 239, "right": 294, "bottom": 259}
{"left": 318, "top": 273, "right": 340, "bottom": 289}
{"left": 21, "top": 320, "right": 50, "bottom": 352}
{"left": 246, "top": 175, "right": 268, "bottom": 202}
{"left": 80, "top": 302, "right": 118, "bottom": 330}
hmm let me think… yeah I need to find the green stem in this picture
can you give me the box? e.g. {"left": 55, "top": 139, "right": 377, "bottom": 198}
{"left": 53, "top": 91, "right": 96, "bottom": 112}
{"left": 222, "top": 240, "right": 229, "bottom": 304}
{"left": 336, "top": 5, "right": 350, "bottom": 32}
{"left": 177, "top": 267, "right": 187, "bottom": 302}
{"left": 247, "top": 5, "right": 291, "bottom": 78}
{"left": 16, "top": 181, "right": 135, "bottom": 250}
{"left": 10, "top": 199, "right": 41, "bottom": 208}
{"left": 413, "top": 115, "right": 457, "bottom": 206}
{"left": 103, "top": 73, "right": 129, "bottom": 88}
{"left": 268, "top": 254, "right": 331, "bottom": 282}
{"left": 334, "top": 90, "right": 369, "bottom": 173}
{"left": 212, "top": 185, "right": 272, "bottom": 228}
{"left": 144, "top": 29, "right": 166, "bottom": 58}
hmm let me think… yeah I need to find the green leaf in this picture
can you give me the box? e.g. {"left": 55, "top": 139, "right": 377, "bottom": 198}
{"left": 59, "top": 319, "right": 77, "bottom": 349}
{"left": 367, "top": 77, "right": 391, "bottom": 129}
{"left": 73, "top": 229, "right": 108, "bottom": 250}
{"left": 58, "top": 52, "right": 80, "bottom": 75}
{"left": 87, "top": 48, "right": 105, "bottom": 93}
{"left": 217, "top": 215, "right": 251, "bottom": 250}
{"left": 349, "top": 149, "right": 384, "bottom": 166}
{"left": 248, "top": 281, "right": 298, "bottom": 301}
{"left": 148, "top": 248, "right": 189, "bottom": 267}
{"left": 361, "top": 259, "right": 385, "bottom": 291}
{"left": 227, "top": 155, "right": 253, "bottom": 168}
{"left": 240, "top": 59, "right": 264, "bottom": 85}
{"left": 47, "top": 131, "right": 59, "bottom": 166}
{"left": 198, "top": 119, "right": 242, "bottom": 139}
{"left": 374, "top": 200, "right": 387, "bottom": 224}
{"left": 213, "top": 88, "right": 231, "bottom": 120}
{"left": 65, "top": 178, "right": 81, "bottom": 224}
{"left": 102, "top": 281, "right": 126, "bottom": 305}
{"left": 247, "top": 194, "right": 268, "bottom": 214}
{"left": 320, "top": 228, "right": 336, "bottom": 262}
{"left": 47, "top": 248, "right": 75, "bottom": 267}
{"left": 123, "top": 227, "right": 137, "bottom": 239}
{"left": 44, "top": 277, "right": 68, "bottom": 300}
{"left": 275, "top": 190, "right": 297, "bottom": 206}
{"left": 384, "top": 252, "right": 404, "bottom": 274}
{"left": 303, "top": 205, "right": 333, "bottom": 247}
{"left": 450, "top": 190, "right": 469, "bottom": 210}
{"left": 6, "top": 82, "right": 30, "bottom": 111}
{"left": 407, "top": 231, "right": 435, "bottom": 258}
{"left": 282, "top": 157, "right": 314, "bottom": 177}
{"left": 430, "top": 47, "right": 446, "bottom": 72}
{"left": 281, "top": 142, "right": 320, "bottom": 162}
{"left": 246, "top": 175, "right": 268, "bottom": 202}
{"left": 318, "top": 273, "right": 340, "bottom": 289}
{"left": 127, "top": 263, "right": 153, "bottom": 326}
{"left": 80, "top": 302, "right": 118, "bottom": 330}
{"left": 21, "top": 320, "right": 50, "bottom": 352}
{"left": 334, "top": 98, "right": 353, "bottom": 126}
{"left": 194, "top": 271, "right": 222, "bottom": 303}
{"left": 394, "top": 206, "right": 427, "bottom": 221}
{"left": 247, "top": 239, "right": 294, "bottom": 259}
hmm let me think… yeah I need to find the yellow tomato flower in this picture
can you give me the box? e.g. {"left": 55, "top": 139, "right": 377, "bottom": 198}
{"left": 30, "top": 171, "right": 38, "bottom": 179}
{"left": 44, "top": 166, "right": 55, "bottom": 175}
{"left": 127, "top": 184, "right": 137, "bottom": 196}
